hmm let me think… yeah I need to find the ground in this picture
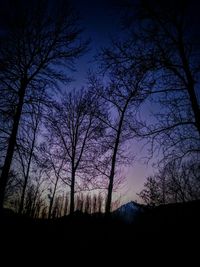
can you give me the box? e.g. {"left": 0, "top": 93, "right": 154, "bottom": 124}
{"left": 0, "top": 201, "right": 200, "bottom": 262}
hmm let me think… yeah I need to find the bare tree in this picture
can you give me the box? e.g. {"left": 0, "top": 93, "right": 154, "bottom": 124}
{"left": 64, "top": 192, "right": 69, "bottom": 216}
{"left": 39, "top": 141, "right": 66, "bottom": 219}
{"left": 3, "top": 170, "right": 21, "bottom": 210}
{"left": 23, "top": 168, "right": 46, "bottom": 218}
{"left": 138, "top": 176, "right": 161, "bottom": 206}
{"left": 0, "top": 0, "right": 87, "bottom": 210}
{"left": 17, "top": 99, "right": 43, "bottom": 214}
{"left": 92, "top": 194, "right": 98, "bottom": 214}
{"left": 139, "top": 160, "right": 200, "bottom": 205}
{"left": 97, "top": 192, "right": 103, "bottom": 213}
{"left": 75, "top": 193, "right": 84, "bottom": 212}
{"left": 45, "top": 88, "right": 106, "bottom": 214}
{"left": 108, "top": 0, "right": 200, "bottom": 164}
{"left": 85, "top": 194, "right": 92, "bottom": 214}
{"left": 51, "top": 194, "right": 64, "bottom": 218}
{"left": 89, "top": 55, "right": 150, "bottom": 213}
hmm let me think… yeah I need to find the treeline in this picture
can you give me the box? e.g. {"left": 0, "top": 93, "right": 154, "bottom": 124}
{"left": 0, "top": 0, "right": 199, "bottom": 217}
{"left": 139, "top": 161, "right": 200, "bottom": 205}
{"left": 8, "top": 190, "right": 104, "bottom": 219}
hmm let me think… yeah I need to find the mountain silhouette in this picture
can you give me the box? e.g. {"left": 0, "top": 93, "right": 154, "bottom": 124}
{"left": 113, "top": 201, "right": 144, "bottom": 223}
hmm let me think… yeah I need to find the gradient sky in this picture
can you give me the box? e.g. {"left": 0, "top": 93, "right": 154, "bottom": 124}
{"left": 71, "top": 0, "right": 121, "bottom": 87}
{"left": 68, "top": 0, "right": 154, "bottom": 204}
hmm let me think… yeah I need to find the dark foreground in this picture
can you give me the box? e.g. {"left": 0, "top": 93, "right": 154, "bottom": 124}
{"left": 1, "top": 200, "right": 200, "bottom": 261}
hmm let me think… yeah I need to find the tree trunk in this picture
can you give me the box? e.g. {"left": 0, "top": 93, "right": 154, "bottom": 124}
{"left": 178, "top": 34, "right": 200, "bottom": 135}
{"left": 31, "top": 186, "right": 39, "bottom": 218}
{"left": 18, "top": 120, "right": 38, "bottom": 214}
{"left": 64, "top": 192, "right": 69, "bottom": 216}
{"left": 105, "top": 169, "right": 115, "bottom": 214}
{"left": 186, "top": 78, "right": 200, "bottom": 135}
{"left": 0, "top": 81, "right": 26, "bottom": 211}
{"left": 18, "top": 175, "right": 28, "bottom": 215}
{"left": 48, "top": 175, "right": 59, "bottom": 219}
{"left": 105, "top": 107, "right": 127, "bottom": 214}
{"left": 70, "top": 169, "right": 75, "bottom": 214}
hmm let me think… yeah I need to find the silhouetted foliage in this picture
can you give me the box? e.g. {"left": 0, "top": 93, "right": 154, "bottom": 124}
{"left": 0, "top": 0, "right": 87, "bottom": 210}
{"left": 45, "top": 88, "right": 107, "bottom": 213}
{"left": 90, "top": 35, "right": 152, "bottom": 212}
{"left": 17, "top": 101, "right": 43, "bottom": 214}
{"left": 105, "top": 0, "right": 200, "bottom": 165}
{"left": 139, "top": 160, "right": 200, "bottom": 205}
{"left": 0, "top": 0, "right": 199, "bottom": 237}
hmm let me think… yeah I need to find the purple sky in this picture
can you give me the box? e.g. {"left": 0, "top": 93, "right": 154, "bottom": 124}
{"left": 68, "top": 0, "right": 155, "bottom": 203}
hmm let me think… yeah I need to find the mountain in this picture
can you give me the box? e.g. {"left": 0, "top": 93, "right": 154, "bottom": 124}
{"left": 113, "top": 201, "right": 144, "bottom": 223}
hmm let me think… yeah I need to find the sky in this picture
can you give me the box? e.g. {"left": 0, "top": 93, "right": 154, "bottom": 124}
{"left": 0, "top": 0, "right": 199, "bottom": 212}
{"left": 68, "top": 0, "right": 154, "bottom": 204}
{"left": 70, "top": 0, "right": 121, "bottom": 87}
